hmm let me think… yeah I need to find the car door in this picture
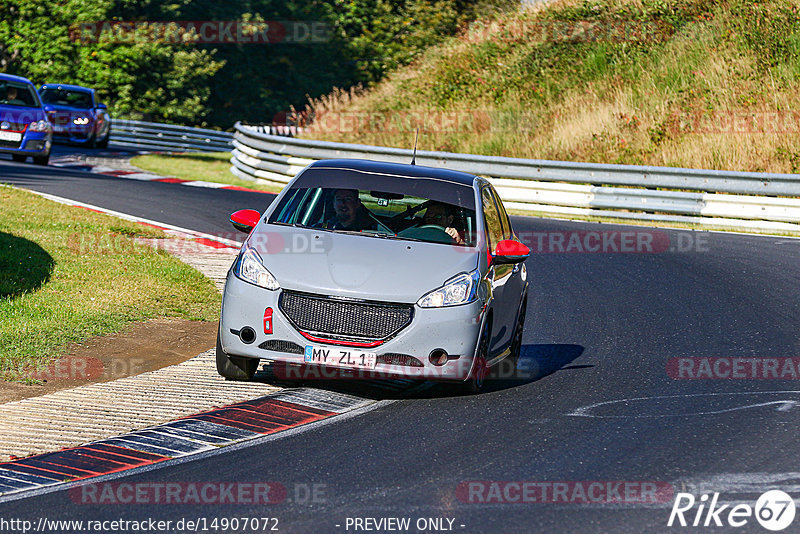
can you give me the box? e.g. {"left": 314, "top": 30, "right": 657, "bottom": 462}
{"left": 481, "top": 185, "right": 514, "bottom": 357}
{"left": 488, "top": 184, "right": 527, "bottom": 339}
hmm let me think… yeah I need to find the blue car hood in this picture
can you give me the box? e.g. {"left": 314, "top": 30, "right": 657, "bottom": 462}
{"left": 249, "top": 224, "right": 479, "bottom": 303}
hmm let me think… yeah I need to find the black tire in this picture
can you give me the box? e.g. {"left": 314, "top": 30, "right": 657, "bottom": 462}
{"left": 96, "top": 132, "right": 109, "bottom": 149}
{"left": 33, "top": 153, "right": 49, "bottom": 166}
{"left": 461, "top": 321, "right": 490, "bottom": 395}
{"left": 11, "top": 155, "right": 26, "bottom": 163}
{"left": 216, "top": 331, "right": 259, "bottom": 380}
{"left": 86, "top": 134, "right": 97, "bottom": 149}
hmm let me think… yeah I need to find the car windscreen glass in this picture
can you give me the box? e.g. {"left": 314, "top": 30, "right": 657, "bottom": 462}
{"left": 270, "top": 186, "right": 477, "bottom": 247}
{"left": 40, "top": 89, "right": 93, "bottom": 109}
{"left": 284, "top": 167, "right": 476, "bottom": 209}
{"left": 0, "top": 82, "right": 41, "bottom": 108}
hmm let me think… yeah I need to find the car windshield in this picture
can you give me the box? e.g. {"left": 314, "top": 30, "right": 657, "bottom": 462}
{"left": 0, "top": 81, "right": 41, "bottom": 108}
{"left": 269, "top": 168, "right": 477, "bottom": 247}
{"left": 40, "top": 88, "right": 93, "bottom": 109}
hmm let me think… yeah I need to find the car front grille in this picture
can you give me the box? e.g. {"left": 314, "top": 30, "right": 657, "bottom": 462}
{"left": 279, "top": 291, "right": 414, "bottom": 341}
{"left": 0, "top": 140, "right": 22, "bottom": 149}
{"left": 377, "top": 353, "right": 424, "bottom": 367}
{"left": 258, "top": 339, "right": 304, "bottom": 354}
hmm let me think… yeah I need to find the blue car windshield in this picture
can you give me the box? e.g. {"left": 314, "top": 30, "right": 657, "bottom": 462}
{"left": 0, "top": 82, "right": 41, "bottom": 108}
{"left": 271, "top": 187, "right": 477, "bottom": 247}
{"left": 40, "top": 88, "right": 93, "bottom": 109}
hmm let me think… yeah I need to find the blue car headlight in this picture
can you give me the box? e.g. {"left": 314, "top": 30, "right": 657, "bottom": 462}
{"left": 28, "top": 120, "right": 51, "bottom": 133}
{"left": 417, "top": 269, "right": 480, "bottom": 308}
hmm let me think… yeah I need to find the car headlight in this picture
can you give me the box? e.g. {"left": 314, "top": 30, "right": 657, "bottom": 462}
{"left": 417, "top": 269, "right": 480, "bottom": 308}
{"left": 72, "top": 117, "right": 90, "bottom": 125}
{"left": 233, "top": 243, "right": 280, "bottom": 290}
{"left": 28, "top": 120, "right": 51, "bottom": 132}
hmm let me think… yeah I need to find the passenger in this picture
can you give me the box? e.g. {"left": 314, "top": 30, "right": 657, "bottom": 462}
{"left": 324, "top": 189, "right": 378, "bottom": 231}
{"left": 423, "top": 202, "right": 464, "bottom": 244}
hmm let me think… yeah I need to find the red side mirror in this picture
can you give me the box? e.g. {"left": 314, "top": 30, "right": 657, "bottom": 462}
{"left": 230, "top": 209, "right": 261, "bottom": 234}
{"left": 493, "top": 239, "right": 530, "bottom": 265}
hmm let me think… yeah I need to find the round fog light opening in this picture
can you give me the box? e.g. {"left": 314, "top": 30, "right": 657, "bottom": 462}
{"left": 239, "top": 326, "right": 256, "bottom": 344}
{"left": 429, "top": 349, "right": 448, "bottom": 366}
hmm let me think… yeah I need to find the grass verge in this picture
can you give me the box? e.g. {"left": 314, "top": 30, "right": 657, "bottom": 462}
{"left": 302, "top": 0, "right": 800, "bottom": 175}
{"left": 0, "top": 185, "right": 221, "bottom": 383}
{"left": 131, "top": 151, "right": 284, "bottom": 193}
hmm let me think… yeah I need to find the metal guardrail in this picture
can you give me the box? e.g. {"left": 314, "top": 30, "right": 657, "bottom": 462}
{"left": 110, "top": 119, "right": 233, "bottom": 152}
{"left": 230, "top": 122, "right": 800, "bottom": 232}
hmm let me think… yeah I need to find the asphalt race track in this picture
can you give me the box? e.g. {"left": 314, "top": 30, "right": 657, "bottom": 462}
{"left": 1, "top": 151, "right": 799, "bottom": 533}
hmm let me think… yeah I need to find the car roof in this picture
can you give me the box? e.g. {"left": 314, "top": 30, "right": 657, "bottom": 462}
{"left": 40, "top": 83, "right": 94, "bottom": 94}
{"left": 0, "top": 73, "right": 35, "bottom": 85}
{"left": 308, "top": 159, "right": 477, "bottom": 187}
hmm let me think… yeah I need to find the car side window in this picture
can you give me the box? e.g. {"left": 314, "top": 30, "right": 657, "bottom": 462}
{"left": 489, "top": 185, "right": 513, "bottom": 239}
{"left": 481, "top": 187, "right": 504, "bottom": 250}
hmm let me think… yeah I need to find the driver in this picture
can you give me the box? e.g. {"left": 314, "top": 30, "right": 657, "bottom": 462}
{"left": 423, "top": 202, "right": 464, "bottom": 244}
{"left": 324, "top": 188, "right": 378, "bottom": 231}
{"left": 4, "top": 86, "right": 24, "bottom": 105}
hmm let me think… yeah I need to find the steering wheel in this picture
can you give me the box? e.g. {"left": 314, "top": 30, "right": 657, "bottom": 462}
{"left": 397, "top": 224, "right": 455, "bottom": 244}
{"left": 386, "top": 200, "right": 433, "bottom": 224}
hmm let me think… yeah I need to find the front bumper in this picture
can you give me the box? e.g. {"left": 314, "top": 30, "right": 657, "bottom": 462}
{"left": 51, "top": 124, "right": 94, "bottom": 144}
{"left": 219, "top": 270, "right": 486, "bottom": 381}
{"left": 0, "top": 131, "right": 51, "bottom": 156}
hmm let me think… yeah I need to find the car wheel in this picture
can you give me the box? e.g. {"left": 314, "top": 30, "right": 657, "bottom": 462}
{"left": 461, "top": 322, "right": 490, "bottom": 395}
{"left": 216, "top": 331, "right": 259, "bottom": 380}
{"left": 96, "top": 132, "right": 109, "bottom": 149}
{"left": 33, "top": 153, "right": 49, "bottom": 166}
{"left": 11, "top": 155, "right": 26, "bottom": 163}
{"left": 86, "top": 133, "right": 97, "bottom": 149}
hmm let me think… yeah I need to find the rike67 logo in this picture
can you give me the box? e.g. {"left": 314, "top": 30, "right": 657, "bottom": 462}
{"left": 668, "top": 490, "right": 796, "bottom": 531}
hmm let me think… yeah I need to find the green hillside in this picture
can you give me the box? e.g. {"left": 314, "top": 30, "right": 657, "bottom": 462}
{"left": 303, "top": 0, "right": 800, "bottom": 174}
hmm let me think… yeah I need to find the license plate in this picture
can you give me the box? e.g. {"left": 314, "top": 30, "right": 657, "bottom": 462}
{"left": 0, "top": 131, "right": 21, "bottom": 142}
{"left": 304, "top": 344, "right": 376, "bottom": 370}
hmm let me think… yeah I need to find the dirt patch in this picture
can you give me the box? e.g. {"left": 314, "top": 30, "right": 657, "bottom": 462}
{"left": 0, "top": 318, "right": 218, "bottom": 404}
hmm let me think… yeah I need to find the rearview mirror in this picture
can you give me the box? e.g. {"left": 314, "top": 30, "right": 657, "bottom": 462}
{"left": 493, "top": 239, "right": 530, "bottom": 265}
{"left": 230, "top": 209, "right": 261, "bottom": 234}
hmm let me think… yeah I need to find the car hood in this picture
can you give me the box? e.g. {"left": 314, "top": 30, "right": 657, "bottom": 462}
{"left": 0, "top": 105, "right": 45, "bottom": 126}
{"left": 249, "top": 224, "right": 479, "bottom": 303}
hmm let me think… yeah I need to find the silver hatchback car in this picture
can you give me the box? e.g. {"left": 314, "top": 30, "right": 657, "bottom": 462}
{"left": 218, "top": 159, "right": 529, "bottom": 393}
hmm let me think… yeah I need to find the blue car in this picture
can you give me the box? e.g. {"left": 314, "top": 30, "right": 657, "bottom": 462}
{"left": 0, "top": 74, "right": 53, "bottom": 165}
{"left": 39, "top": 83, "right": 111, "bottom": 148}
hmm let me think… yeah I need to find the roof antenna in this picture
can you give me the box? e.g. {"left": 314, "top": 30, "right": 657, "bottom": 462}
{"left": 411, "top": 128, "right": 419, "bottom": 165}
